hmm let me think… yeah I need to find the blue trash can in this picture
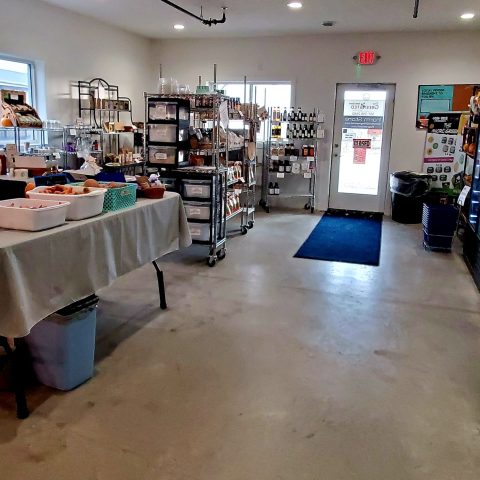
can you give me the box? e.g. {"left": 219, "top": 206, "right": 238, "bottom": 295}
{"left": 26, "top": 295, "right": 98, "bottom": 391}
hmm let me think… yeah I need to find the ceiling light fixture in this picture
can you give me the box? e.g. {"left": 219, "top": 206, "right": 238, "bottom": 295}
{"left": 174, "top": 24, "right": 185, "bottom": 30}
{"left": 287, "top": 2, "right": 303, "bottom": 9}
{"left": 461, "top": 12, "right": 475, "bottom": 20}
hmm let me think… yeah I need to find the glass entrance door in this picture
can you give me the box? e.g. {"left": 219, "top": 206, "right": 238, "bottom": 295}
{"left": 329, "top": 84, "right": 395, "bottom": 212}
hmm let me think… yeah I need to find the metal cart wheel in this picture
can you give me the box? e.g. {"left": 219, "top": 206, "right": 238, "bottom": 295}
{"left": 304, "top": 203, "right": 310, "bottom": 210}
{"left": 218, "top": 248, "right": 226, "bottom": 261}
{"left": 241, "top": 226, "right": 248, "bottom": 235}
{"left": 207, "top": 256, "right": 217, "bottom": 267}
{"left": 247, "top": 220, "right": 254, "bottom": 229}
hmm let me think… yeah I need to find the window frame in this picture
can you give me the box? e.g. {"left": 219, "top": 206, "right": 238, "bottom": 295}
{"left": 217, "top": 80, "right": 294, "bottom": 141}
{"left": 0, "top": 54, "right": 36, "bottom": 108}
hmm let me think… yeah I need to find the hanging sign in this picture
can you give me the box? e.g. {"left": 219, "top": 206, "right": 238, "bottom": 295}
{"left": 219, "top": 100, "right": 229, "bottom": 129}
{"left": 353, "top": 139, "right": 372, "bottom": 149}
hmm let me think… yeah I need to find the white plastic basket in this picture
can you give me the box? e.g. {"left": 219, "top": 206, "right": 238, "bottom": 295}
{"left": 0, "top": 198, "right": 70, "bottom": 231}
{"left": 28, "top": 186, "right": 107, "bottom": 220}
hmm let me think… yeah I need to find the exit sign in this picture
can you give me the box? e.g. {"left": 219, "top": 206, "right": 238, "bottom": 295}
{"left": 354, "top": 51, "right": 380, "bottom": 65}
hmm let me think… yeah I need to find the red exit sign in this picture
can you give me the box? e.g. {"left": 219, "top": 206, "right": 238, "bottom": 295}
{"left": 354, "top": 51, "right": 380, "bottom": 65}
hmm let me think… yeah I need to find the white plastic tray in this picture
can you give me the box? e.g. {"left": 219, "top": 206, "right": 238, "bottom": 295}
{"left": 28, "top": 186, "right": 107, "bottom": 220}
{"left": 0, "top": 198, "right": 70, "bottom": 231}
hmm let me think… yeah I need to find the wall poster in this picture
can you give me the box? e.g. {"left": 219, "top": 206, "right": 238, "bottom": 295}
{"left": 416, "top": 84, "right": 479, "bottom": 129}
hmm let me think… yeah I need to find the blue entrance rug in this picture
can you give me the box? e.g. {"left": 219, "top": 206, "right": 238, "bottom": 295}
{"left": 294, "top": 213, "right": 383, "bottom": 266}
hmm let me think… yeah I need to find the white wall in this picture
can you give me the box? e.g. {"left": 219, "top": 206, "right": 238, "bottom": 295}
{"left": 0, "top": 0, "right": 155, "bottom": 124}
{"left": 151, "top": 32, "right": 480, "bottom": 211}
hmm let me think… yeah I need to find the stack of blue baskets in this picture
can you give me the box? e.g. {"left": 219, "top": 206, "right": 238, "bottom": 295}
{"left": 422, "top": 203, "right": 459, "bottom": 252}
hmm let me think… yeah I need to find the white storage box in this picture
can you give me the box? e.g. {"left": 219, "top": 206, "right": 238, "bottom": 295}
{"left": 188, "top": 222, "right": 211, "bottom": 242}
{"left": 149, "top": 146, "right": 186, "bottom": 166}
{"left": 28, "top": 186, "right": 107, "bottom": 220}
{"left": 149, "top": 124, "right": 188, "bottom": 143}
{"left": 184, "top": 181, "right": 211, "bottom": 199}
{"left": 184, "top": 201, "right": 211, "bottom": 220}
{"left": 0, "top": 198, "right": 70, "bottom": 231}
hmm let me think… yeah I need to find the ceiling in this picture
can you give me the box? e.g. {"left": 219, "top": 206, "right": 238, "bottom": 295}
{"left": 40, "top": 0, "right": 480, "bottom": 39}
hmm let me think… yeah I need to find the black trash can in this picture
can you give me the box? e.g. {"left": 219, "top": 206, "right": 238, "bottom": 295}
{"left": 390, "top": 171, "right": 430, "bottom": 224}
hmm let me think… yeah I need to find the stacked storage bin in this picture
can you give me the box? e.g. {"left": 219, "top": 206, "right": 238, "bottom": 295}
{"left": 422, "top": 203, "right": 458, "bottom": 252}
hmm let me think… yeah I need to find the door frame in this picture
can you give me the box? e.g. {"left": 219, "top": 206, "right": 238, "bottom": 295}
{"left": 328, "top": 83, "right": 396, "bottom": 213}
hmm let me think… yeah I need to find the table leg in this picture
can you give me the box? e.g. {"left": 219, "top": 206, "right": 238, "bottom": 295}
{"left": 0, "top": 337, "right": 30, "bottom": 419}
{"left": 152, "top": 261, "right": 167, "bottom": 310}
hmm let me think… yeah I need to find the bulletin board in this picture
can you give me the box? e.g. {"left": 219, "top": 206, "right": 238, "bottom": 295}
{"left": 416, "top": 84, "right": 479, "bottom": 129}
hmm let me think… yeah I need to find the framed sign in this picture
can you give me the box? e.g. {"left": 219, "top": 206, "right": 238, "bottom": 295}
{"left": 416, "top": 84, "right": 479, "bottom": 129}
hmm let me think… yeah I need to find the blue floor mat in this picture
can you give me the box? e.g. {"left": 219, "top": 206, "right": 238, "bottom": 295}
{"left": 294, "top": 214, "right": 383, "bottom": 266}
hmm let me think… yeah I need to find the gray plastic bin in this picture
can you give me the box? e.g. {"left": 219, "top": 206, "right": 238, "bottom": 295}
{"left": 26, "top": 295, "right": 98, "bottom": 391}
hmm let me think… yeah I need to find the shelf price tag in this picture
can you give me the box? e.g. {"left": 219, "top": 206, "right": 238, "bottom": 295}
{"left": 271, "top": 155, "right": 279, "bottom": 161}
{"left": 304, "top": 173, "right": 312, "bottom": 179}
{"left": 307, "top": 156, "right": 315, "bottom": 161}
{"left": 277, "top": 173, "right": 285, "bottom": 179}
{"left": 290, "top": 156, "right": 298, "bottom": 161}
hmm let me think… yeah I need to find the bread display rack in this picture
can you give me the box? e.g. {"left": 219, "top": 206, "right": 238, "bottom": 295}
{"left": 1, "top": 89, "right": 42, "bottom": 128}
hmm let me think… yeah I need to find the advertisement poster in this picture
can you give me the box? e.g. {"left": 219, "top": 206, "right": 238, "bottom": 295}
{"left": 416, "top": 84, "right": 478, "bottom": 129}
{"left": 422, "top": 113, "right": 465, "bottom": 193}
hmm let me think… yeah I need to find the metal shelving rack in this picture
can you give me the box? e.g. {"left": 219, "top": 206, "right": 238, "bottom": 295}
{"left": 260, "top": 107, "right": 323, "bottom": 213}
{"left": 77, "top": 78, "right": 134, "bottom": 160}
{"left": 226, "top": 79, "right": 258, "bottom": 233}
{"left": 144, "top": 92, "right": 229, "bottom": 267}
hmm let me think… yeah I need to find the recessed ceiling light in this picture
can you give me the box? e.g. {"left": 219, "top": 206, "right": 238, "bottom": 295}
{"left": 287, "top": 2, "right": 303, "bottom": 9}
{"left": 174, "top": 24, "right": 185, "bottom": 30}
{"left": 461, "top": 12, "right": 475, "bottom": 20}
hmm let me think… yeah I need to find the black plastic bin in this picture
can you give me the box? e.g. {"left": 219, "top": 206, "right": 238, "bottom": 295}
{"left": 390, "top": 172, "right": 430, "bottom": 224}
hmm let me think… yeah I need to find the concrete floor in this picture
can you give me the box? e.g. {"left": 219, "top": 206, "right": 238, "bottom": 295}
{"left": 1, "top": 212, "right": 480, "bottom": 479}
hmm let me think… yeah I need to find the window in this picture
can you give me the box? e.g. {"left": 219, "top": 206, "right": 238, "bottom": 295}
{"left": 0, "top": 56, "right": 36, "bottom": 148}
{"left": 0, "top": 57, "right": 34, "bottom": 104}
{"left": 217, "top": 81, "right": 292, "bottom": 141}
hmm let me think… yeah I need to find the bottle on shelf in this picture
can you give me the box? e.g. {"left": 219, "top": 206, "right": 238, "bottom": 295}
{"left": 278, "top": 159, "right": 285, "bottom": 173}
{"left": 309, "top": 145, "right": 315, "bottom": 157}
{"left": 297, "top": 107, "right": 302, "bottom": 123}
{"left": 282, "top": 108, "right": 288, "bottom": 122}
{"left": 302, "top": 145, "right": 309, "bottom": 157}
{"left": 268, "top": 182, "right": 275, "bottom": 195}
{"left": 274, "top": 182, "right": 280, "bottom": 195}
{"left": 285, "top": 159, "right": 292, "bottom": 173}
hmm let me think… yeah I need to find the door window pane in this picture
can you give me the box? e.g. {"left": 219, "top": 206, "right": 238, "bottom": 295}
{"left": 338, "top": 90, "right": 387, "bottom": 195}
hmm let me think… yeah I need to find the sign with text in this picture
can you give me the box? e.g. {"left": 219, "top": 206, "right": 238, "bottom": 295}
{"left": 353, "top": 139, "right": 372, "bottom": 149}
{"left": 353, "top": 148, "right": 367, "bottom": 164}
{"left": 416, "top": 84, "right": 479, "bottom": 129}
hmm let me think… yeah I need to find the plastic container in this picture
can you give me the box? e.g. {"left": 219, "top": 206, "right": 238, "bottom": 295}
{"left": 183, "top": 180, "right": 211, "bottom": 199}
{"left": 28, "top": 186, "right": 107, "bottom": 220}
{"left": 149, "top": 146, "right": 186, "bottom": 166}
{"left": 422, "top": 203, "right": 458, "bottom": 236}
{"left": 26, "top": 295, "right": 98, "bottom": 391}
{"left": 423, "top": 230, "right": 454, "bottom": 251}
{"left": 72, "top": 182, "right": 137, "bottom": 212}
{"left": 0, "top": 198, "right": 70, "bottom": 231}
{"left": 184, "top": 201, "right": 211, "bottom": 220}
{"left": 188, "top": 221, "right": 211, "bottom": 242}
{"left": 148, "top": 124, "right": 188, "bottom": 143}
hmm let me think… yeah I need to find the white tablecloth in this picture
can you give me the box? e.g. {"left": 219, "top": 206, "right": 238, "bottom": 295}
{"left": 0, "top": 192, "right": 191, "bottom": 338}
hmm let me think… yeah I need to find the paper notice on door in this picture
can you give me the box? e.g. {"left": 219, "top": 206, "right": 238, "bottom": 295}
{"left": 353, "top": 148, "right": 367, "bottom": 164}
